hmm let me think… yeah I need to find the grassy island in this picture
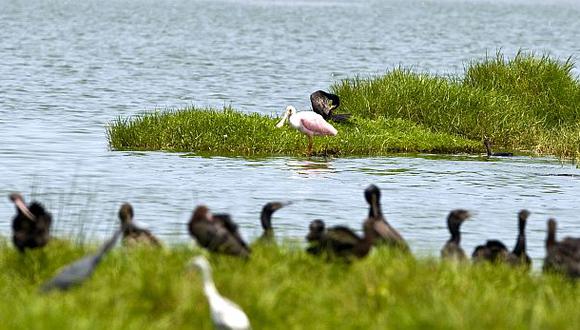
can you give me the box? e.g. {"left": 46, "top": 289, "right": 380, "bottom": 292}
{"left": 108, "top": 53, "right": 580, "bottom": 160}
{"left": 1, "top": 241, "right": 579, "bottom": 329}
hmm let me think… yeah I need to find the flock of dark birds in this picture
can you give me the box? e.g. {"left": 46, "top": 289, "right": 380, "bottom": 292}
{"left": 6, "top": 184, "right": 580, "bottom": 291}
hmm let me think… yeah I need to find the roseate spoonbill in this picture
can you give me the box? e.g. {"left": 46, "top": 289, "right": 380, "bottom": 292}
{"left": 275, "top": 105, "right": 337, "bottom": 155}
{"left": 472, "top": 210, "right": 531, "bottom": 268}
{"left": 440, "top": 209, "right": 471, "bottom": 261}
{"left": 41, "top": 230, "right": 121, "bottom": 292}
{"left": 190, "top": 256, "right": 251, "bottom": 330}
{"left": 305, "top": 219, "right": 376, "bottom": 260}
{"left": 363, "top": 184, "right": 410, "bottom": 252}
{"left": 9, "top": 192, "right": 52, "bottom": 253}
{"left": 484, "top": 137, "right": 513, "bottom": 157}
{"left": 257, "top": 201, "right": 291, "bottom": 243}
{"left": 543, "top": 218, "right": 580, "bottom": 279}
{"left": 118, "top": 203, "right": 161, "bottom": 247}
{"left": 310, "top": 90, "right": 350, "bottom": 122}
{"left": 188, "top": 205, "right": 250, "bottom": 258}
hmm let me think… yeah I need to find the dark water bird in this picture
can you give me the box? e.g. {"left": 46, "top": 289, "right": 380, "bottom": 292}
{"left": 310, "top": 90, "right": 350, "bottom": 122}
{"left": 118, "top": 203, "right": 161, "bottom": 247}
{"left": 41, "top": 230, "right": 121, "bottom": 292}
{"left": 305, "top": 219, "right": 376, "bottom": 260}
{"left": 9, "top": 192, "right": 53, "bottom": 253}
{"left": 484, "top": 137, "right": 513, "bottom": 157}
{"left": 440, "top": 209, "right": 471, "bottom": 261}
{"left": 472, "top": 210, "right": 532, "bottom": 266}
{"left": 363, "top": 184, "right": 410, "bottom": 252}
{"left": 257, "top": 201, "right": 291, "bottom": 243}
{"left": 543, "top": 218, "right": 580, "bottom": 279}
{"left": 190, "top": 256, "right": 251, "bottom": 330}
{"left": 506, "top": 210, "right": 532, "bottom": 268}
{"left": 188, "top": 205, "right": 250, "bottom": 258}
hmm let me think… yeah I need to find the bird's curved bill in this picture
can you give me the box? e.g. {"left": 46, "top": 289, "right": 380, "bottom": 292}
{"left": 275, "top": 113, "right": 288, "bottom": 128}
{"left": 15, "top": 199, "right": 36, "bottom": 221}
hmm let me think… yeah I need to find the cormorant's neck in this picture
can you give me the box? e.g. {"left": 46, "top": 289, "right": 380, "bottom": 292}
{"left": 368, "top": 200, "right": 383, "bottom": 219}
{"left": 546, "top": 227, "right": 556, "bottom": 250}
{"left": 261, "top": 209, "right": 273, "bottom": 231}
{"left": 484, "top": 142, "right": 492, "bottom": 157}
{"left": 448, "top": 222, "right": 461, "bottom": 244}
{"left": 512, "top": 219, "right": 527, "bottom": 255}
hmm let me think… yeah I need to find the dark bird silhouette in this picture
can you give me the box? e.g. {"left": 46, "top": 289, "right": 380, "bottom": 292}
{"left": 506, "top": 210, "right": 532, "bottom": 268}
{"left": 188, "top": 205, "right": 250, "bottom": 258}
{"left": 543, "top": 218, "right": 580, "bottom": 279}
{"left": 305, "top": 219, "right": 376, "bottom": 260}
{"left": 310, "top": 90, "right": 350, "bottom": 122}
{"left": 363, "top": 184, "right": 410, "bottom": 252}
{"left": 9, "top": 192, "right": 53, "bottom": 253}
{"left": 41, "top": 230, "right": 121, "bottom": 292}
{"left": 257, "top": 201, "right": 291, "bottom": 243}
{"left": 441, "top": 209, "right": 471, "bottom": 261}
{"left": 118, "top": 203, "right": 161, "bottom": 247}
{"left": 484, "top": 137, "right": 513, "bottom": 157}
{"left": 472, "top": 210, "right": 532, "bottom": 267}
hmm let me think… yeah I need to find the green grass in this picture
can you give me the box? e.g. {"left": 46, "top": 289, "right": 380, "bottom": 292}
{"left": 333, "top": 52, "right": 580, "bottom": 160}
{"left": 108, "top": 107, "right": 480, "bottom": 156}
{"left": 108, "top": 52, "right": 580, "bottom": 161}
{"left": 1, "top": 240, "right": 579, "bottom": 329}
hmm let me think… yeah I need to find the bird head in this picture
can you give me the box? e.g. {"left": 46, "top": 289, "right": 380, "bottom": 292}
{"left": 306, "top": 219, "right": 325, "bottom": 242}
{"left": 9, "top": 192, "right": 36, "bottom": 220}
{"left": 118, "top": 203, "right": 134, "bottom": 226}
{"left": 447, "top": 209, "right": 471, "bottom": 227}
{"left": 191, "top": 205, "right": 212, "bottom": 223}
{"left": 275, "top": 106, "right": 296, "bottom": 128}
{"left": 189, "top": 256, "right": 211, "bottom": 272}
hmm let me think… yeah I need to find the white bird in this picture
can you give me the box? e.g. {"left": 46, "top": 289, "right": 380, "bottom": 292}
{"left": 275, "top": 105, "right": 338, "bottom": 155}
{"left": 190, "top": 256, "right": 251, "bottom": 330}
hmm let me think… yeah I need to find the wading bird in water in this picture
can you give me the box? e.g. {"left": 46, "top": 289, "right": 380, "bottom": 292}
{"left": 275, "top": 105, "right": 337, "bottom": 155}
{"left": 9, "top": 192, "right": 53, "bottom": 253}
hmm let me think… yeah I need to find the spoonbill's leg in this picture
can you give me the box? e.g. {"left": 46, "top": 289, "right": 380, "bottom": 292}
{"left": 307, "top": 136, "right": 313, "bottom": 156}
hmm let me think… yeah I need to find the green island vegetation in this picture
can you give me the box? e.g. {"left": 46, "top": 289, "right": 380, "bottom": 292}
{"left": 1, "top": 240, "right": 579, "bottom": 329}
{"left": 107, "top": 52, "right": 580, "bottom": 161}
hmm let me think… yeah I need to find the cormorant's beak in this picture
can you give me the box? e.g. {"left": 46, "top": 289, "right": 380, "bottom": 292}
{"left": 14, "top": 198, "right": 36, "bottom": 221}
{"left": 275, "top": 111, "right": 289, "bottom": 128}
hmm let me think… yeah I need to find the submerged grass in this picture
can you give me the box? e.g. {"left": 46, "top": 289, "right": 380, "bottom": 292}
{"left": 108, "top": 52, "right": 580, "bottom": 161}
{"left": 1, "top": 240, "right": 579, "bottom": 329}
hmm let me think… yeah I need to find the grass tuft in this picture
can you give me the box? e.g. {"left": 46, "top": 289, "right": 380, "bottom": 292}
{"left": 108, "top": 52, "right": 580, "bottom": 161}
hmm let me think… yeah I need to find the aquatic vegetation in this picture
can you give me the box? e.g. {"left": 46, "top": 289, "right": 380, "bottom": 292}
{"left": 107, "top": 107, "right": 479, "bottom": 156}
{"left": 108, "top": 53, "right": 580, "bottom": 161}
{"left": 1, "top": 240, "right": 579, "bottom": 329}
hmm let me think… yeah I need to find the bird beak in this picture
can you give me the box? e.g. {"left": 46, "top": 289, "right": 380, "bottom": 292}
{"left": 275, "top": 112, "right": 289, "bottom": 128}
{"left": 14, "top": 199, "right": 36, "bottom": 221}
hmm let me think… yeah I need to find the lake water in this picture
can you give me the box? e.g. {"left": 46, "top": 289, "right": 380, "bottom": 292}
{"left": 1, "top": 0, "right": 579, "bottom": 263}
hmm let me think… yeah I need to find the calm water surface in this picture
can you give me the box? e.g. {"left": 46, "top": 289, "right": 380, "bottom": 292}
{"left": 1, "top": 0, "right": 579, "bottom": 262}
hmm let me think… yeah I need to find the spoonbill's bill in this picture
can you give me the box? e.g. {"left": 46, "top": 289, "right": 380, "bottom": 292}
{"left": 118, "top": 203, "right": 162, "bottom": 247}
{"left": 188, "top": 205, "right": 251, "bottom": 258}
{"left": 41, "top": 230, "right": 121, "bottom": 292}
{"left": 440, "top": 209, "right": 471, "bottom": 261}
{"left": 543, "top": 219, "right": 580, "bottom": 279}
{"left": 190, "top": 256, "right": 251, "bottom": 330}
{"left": 9, "top": 192, "right": 52, "bottom": 253}
{"left": 310, "top": 90, "right": 350, "bottom": 122}
{"left": 275, "top": 105, "right": 337, "bottom": 155}
{"left": 363, "top": 185, "right": 410, "bottom": 252}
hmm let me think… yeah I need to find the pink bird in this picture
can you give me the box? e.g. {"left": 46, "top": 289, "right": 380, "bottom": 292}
{"left": 275, "top": 105, "right": 338, "bottom": 155}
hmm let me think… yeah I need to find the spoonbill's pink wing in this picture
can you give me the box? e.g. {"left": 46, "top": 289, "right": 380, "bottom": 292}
{"left": 300, "top": 113, "right": 338, "bottom": 136}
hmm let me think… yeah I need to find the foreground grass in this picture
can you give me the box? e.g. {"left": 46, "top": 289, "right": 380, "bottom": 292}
{"left": 108, "top": 108, "right": 480, "bottom": 156}
{"left": 1, "top": 240, "right": 579, "bottom": 329}
{"left": 108, "top": 52, "right": 580, "bottom": 160}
